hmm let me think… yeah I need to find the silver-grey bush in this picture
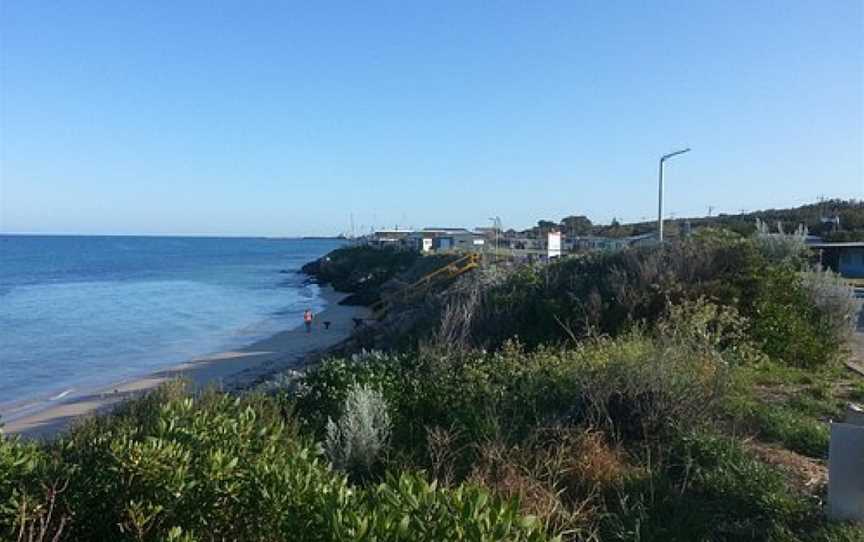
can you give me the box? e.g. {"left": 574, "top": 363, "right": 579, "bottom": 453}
{"left": 325, "top": 383, "right": 392, "bottom": 474}
{"left": 801, "top": 267, "right": 861, "bottom": 341}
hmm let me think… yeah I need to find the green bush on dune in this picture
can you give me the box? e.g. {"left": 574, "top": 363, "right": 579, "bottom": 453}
{"left": 1, "top": 382, "right": 548, "bottom": 542}
{"left": 4, "top": 328, "right": 819, "bottom": 541}
{"left": 282, "top": 305, "right": 839, "bottom": 540}
{"left": 470, "top": 233, "right": 851, "bottom": 369}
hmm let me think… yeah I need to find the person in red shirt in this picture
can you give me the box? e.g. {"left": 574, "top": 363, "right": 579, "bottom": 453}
{"left": 303, "top": 308, "right": 314, "bottom": 333}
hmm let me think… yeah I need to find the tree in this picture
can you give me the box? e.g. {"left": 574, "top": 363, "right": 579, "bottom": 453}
{"left": 603, "top": 218, "right": 636, "bottom": 238}
{"left": 533, "top": 220, "right": 558, "bottom": 238}
{"left": 560, "top": 215, "right": 592, "bottom": 236}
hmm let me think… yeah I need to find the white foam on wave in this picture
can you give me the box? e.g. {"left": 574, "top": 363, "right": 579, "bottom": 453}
{"left": 49, "top": 389, "right": 74, "bottom": 401}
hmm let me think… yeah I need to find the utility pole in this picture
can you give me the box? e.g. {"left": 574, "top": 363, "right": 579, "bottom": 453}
{"left": 708, "top": 205, "right": 714, "bottom": 217}
{"left": 658, "top": 148, "right": 691, "bottom": 242}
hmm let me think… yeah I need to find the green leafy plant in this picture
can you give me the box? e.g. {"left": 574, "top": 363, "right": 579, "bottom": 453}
{"left": 746, "top": 264, "right": 840, "bottom": 368}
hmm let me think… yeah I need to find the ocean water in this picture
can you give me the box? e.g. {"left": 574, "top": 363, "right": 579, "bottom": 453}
{"left": 0, "top": 235, "right": 343, "bottom": 417}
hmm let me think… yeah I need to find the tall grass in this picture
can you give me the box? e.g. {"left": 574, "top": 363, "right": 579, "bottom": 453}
{"left": 754, "top": 218, "right": 809, "bottom": 264}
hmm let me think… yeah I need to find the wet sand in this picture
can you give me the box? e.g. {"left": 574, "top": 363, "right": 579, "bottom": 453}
{"left": 3, "top": 286, "right": 368, "bottom": 440}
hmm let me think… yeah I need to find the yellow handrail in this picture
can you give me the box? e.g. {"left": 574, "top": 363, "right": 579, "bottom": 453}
{"left": 369, "top": 253, "right": 480, "bottom": 318}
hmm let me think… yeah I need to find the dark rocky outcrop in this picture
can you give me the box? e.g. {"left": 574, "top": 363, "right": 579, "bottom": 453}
{"left": 301, "top": 246, "right": 421, "bottom": 306}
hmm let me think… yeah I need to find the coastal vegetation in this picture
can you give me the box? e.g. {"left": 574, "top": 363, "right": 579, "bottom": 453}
{"left": 3, "top": 230, "right": 864, "bottom": 540}
{"left": 529, "top": 198, "right": 864, "bottom": 241}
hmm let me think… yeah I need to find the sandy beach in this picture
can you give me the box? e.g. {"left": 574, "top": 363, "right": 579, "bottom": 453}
{"left": 3, "top": 286, "right": 368, "bottom": 440}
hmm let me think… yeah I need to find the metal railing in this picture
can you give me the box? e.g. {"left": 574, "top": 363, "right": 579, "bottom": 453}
{"left": 369, "top": 253, "right": 480, "bottom": 319}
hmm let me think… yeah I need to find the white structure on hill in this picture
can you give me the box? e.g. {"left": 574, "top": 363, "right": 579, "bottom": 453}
{"left": 369, "top": 229, "right": 414, "bottom": 247}
{"left": 409, "top": 228, "right": 485, "bottom": 253}
{"left": 547, "top": 232, "right": 562, "bottom": 258}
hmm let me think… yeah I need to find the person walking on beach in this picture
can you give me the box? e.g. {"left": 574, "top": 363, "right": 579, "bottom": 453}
{"left": 303, "top": 308, "right": 314, "bottom": 333}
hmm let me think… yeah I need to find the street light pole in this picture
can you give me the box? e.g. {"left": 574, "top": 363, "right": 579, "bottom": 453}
{"left": 488, "top": 217, "right": 501, "bottom": 261}
{"left": 657, "top": 148, "right": 691, "bottom": 243}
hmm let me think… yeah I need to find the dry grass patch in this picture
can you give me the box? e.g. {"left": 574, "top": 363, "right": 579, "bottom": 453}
{"left": 466, "top": 427, "right": 635, "bottom": 540}
{"left": 745, "top": 440, "right": 827, "bottom": 496}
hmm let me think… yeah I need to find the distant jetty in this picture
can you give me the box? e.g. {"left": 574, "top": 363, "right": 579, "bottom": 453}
{"left": 301, "top": 235, "right": 348, "bottom": 240}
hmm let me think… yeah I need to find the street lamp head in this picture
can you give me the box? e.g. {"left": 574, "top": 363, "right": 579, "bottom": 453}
{"left": 661, "top": 148, "right": 691, "bottom": 161}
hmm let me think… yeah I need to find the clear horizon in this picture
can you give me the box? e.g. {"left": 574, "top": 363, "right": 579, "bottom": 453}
{"left": 2, "top": 1, "right": 862, "bottom": 236}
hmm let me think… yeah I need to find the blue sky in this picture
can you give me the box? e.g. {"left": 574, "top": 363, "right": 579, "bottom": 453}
{"left": 1, "top": 1, "right": 862, "bottom": 236}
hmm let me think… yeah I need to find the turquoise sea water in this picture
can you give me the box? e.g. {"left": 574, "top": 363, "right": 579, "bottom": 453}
{"left": 0, "top": 235, "right": 342, "bottom": 417}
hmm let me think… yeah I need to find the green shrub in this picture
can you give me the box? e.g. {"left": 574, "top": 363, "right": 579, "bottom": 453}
{"left": 2, "top": 383, "right": 552, "bottom": 541}
{"left": 849, "top": 381, "right": 864, "bottom": 403}
{"left": 805, "top": 523, "right": 864, "bottom": 542}
{"left": 725, "top": 379, "right": 832, "bottom": 460}
{"left": 470, "top": 237, "right": 768, "bottom": 349}
{"left": 291, "top": 351, "right": 407, "bottom": 437}
{"left": 462, "top": 236, "right": 845, "bottom": 369}
{"left": 745, "top": 264, "right": 841, "bottom": 368}
{"left": 755, "top": 406, "right": 830, "bottom": 459}
{"left": 0, "top": 435, "right": 71, "bottom": 541}
{"left": 348, "top": 473, "right": 553, "bottom": 541}
{"left": 293, "top": 326, "right": 732, "bottom": 473}
{"left": 788, "top": 392, "right": 844, "bottom": 419}
{"left": 54, "top": 388, "right": 351, "bottom": 541}
{"left": 604, "top": 431, "right": 814, "bottom": 541}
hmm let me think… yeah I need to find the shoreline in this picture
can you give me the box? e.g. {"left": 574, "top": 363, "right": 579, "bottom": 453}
{"left": 3, "top": 285, "right": 368, "bottom": 440}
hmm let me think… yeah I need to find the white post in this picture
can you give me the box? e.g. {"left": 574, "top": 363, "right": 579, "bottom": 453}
{"left": 829, "top": 405, "right": 864, "bottom": 522}
{"left": 658, "top": 159, "right": 665, "bottom": 242}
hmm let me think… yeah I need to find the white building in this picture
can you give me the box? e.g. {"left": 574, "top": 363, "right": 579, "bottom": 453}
{"left": 370, "top": 229, "right": 414, "bottom": 248}
{"left": 409, "top": 228, "right": 485, "bottom": 253}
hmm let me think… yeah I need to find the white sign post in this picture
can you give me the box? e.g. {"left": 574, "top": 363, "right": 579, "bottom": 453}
{"left": 548, "top": 232, "right": 562, "bottom": 259}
